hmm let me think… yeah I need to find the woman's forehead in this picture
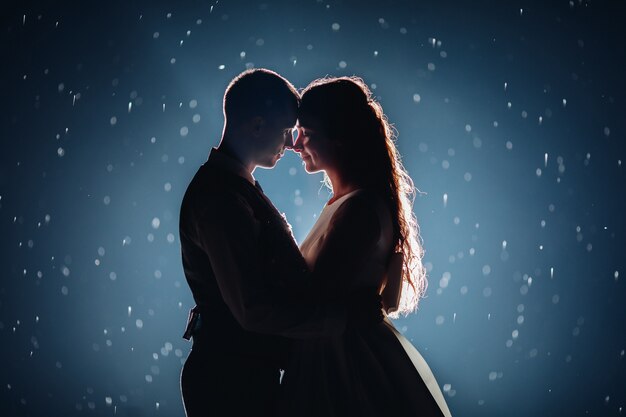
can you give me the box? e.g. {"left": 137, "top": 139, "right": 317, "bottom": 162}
{"left": 296, "top": 114, "right": 323, "bottom": 129}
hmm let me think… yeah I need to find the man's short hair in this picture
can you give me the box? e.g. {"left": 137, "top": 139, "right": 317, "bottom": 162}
{"left": 223, "top": 68, "right": 299, "bottom": 126}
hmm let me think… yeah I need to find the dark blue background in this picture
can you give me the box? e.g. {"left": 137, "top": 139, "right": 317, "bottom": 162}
{"left": 2, "top": 1, "right": 625, "bottom": 415}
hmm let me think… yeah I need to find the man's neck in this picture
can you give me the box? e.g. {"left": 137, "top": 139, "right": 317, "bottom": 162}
{"left": 217, "top": 140, "right": 256, "bottom": 174}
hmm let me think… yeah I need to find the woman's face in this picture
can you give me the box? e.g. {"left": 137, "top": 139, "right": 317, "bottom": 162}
{"left": 292, "top": 122, "right": 336, "bottom": 173}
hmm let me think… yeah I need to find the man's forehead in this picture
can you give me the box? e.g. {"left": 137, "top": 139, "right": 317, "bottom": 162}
{"left": 278, "top": 108, "right": 298, "bottom": 126}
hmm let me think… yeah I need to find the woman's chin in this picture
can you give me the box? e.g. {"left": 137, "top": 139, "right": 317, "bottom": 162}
{"left": 302, "top": 160, "right": 319, "bottom": 173}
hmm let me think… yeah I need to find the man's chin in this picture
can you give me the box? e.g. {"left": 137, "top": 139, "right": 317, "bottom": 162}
{"left": 257, "top": 156, "right": 280, "bottom": 169}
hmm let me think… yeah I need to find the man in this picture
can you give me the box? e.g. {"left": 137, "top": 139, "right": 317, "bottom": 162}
{"left": 179, "top": 69, "right": 378, "bottom": 417}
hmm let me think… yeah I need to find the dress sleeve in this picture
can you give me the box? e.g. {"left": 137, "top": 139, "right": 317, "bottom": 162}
{"left": 308, "top": 193, "right": 384, "bottom": 299}
{"left": 194, "top": 190, "right": 346, "bottom": 339}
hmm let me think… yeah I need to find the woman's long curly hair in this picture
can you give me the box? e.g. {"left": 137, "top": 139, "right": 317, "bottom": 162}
{"left": 299, "top": 76, "right": 427, "bottom": 314}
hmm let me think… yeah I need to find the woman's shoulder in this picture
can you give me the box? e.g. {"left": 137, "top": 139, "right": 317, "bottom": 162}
{"left": 346, "top": 189, "right": 390, "bottom": 214}
{"left": 350, "top": 188, "right": 384, "bottom": 203}
{"left": 331, "top": 189, "right": 388, "bottom": 225}
{"left": 346, "top": 189, "right": 393, "bottom": 234}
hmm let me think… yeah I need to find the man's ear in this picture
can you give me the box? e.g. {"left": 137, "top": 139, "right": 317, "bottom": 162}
{"left": 251, "top": 116, "right": 265, "bottom": 137}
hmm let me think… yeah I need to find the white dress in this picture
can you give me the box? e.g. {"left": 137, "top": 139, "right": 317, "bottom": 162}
{"left": 280, "top": 189, "right": 452, "bottom": 417}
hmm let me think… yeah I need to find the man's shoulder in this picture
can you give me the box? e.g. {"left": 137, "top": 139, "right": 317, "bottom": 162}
{"left": 181, "top": 165, "right": 255, "bottom": 220}
{"left": 185, "top": 164, "right": 250, "bottom": 197}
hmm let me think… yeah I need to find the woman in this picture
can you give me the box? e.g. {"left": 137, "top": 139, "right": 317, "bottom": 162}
{"left": 280, "top": 77, "right": 452, "bottom": 416}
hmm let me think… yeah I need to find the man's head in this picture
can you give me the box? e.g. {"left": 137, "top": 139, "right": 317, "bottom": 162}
{"left": 222, "top": 69, "right": 299, "bottom": 168}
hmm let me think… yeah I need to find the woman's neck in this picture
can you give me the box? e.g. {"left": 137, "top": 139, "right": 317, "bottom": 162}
{"left": 326, "top": 169, "right": 359, "bottom": 203}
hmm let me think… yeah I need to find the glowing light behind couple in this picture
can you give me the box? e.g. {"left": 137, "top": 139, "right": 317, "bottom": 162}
{"left": 1, "top": 1, "right": 624, "bottom": 416}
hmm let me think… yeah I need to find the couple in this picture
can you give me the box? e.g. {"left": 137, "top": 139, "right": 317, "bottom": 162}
{"left": 179, "top": 68, "right": 452, "bottom": 417}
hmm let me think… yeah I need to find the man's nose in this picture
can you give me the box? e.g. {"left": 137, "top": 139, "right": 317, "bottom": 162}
{"left": 284, "top": 132, "right": 294, "bottom": 150}
{"left": 290, "top": 127, "right": 304, "bottom": 151}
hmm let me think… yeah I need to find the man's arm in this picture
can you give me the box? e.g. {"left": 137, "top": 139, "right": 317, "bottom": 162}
{"left": 194, "top": 190, "right": 346, "bottom": 338}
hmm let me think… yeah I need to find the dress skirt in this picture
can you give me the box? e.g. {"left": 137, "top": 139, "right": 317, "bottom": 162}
{"left": 278, "top": 318, "right": 452, "bottom": 417}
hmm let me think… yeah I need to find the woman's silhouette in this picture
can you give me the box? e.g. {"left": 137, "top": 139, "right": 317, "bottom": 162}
{"left": 282, "top": 77, "right": 452, "bottom": 416}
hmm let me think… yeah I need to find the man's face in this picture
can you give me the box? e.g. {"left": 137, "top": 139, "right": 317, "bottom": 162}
{"left": 255, "top": 108, "right": 297, "bottom": 168}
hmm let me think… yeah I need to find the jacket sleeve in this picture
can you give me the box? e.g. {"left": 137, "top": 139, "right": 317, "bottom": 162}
{"left": 193, "top": 190, "right": 346, "bottom": 338}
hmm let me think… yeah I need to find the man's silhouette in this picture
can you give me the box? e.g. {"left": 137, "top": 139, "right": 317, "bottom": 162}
{"left": 179, "top": 69, "right": 361, "bottom": 416}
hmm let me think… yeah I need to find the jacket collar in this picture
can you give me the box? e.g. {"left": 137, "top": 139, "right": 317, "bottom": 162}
{"left": 206, "top": 147, "right": 255, "bottom": 186}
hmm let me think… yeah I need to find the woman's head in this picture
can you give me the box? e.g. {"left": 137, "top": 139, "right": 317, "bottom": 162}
{"left": 295, "top": 76, "right": 427, "bottom": 314}
{"left": 294, "top": 77, "right": 382, "bottom": 177}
